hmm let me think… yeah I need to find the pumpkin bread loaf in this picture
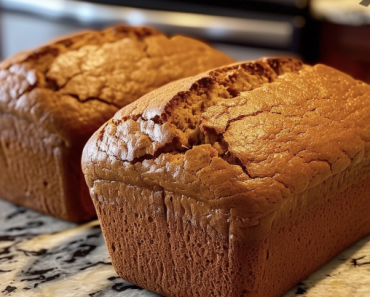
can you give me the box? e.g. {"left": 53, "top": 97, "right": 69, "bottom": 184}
{"left": 82, "top": 57, "right": 370, "bottom": 296}
{"left": 0, "top": 25, "right": 234, "bottom": 222}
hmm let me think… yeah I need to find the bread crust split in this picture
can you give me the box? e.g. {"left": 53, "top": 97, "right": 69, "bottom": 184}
{"left": 0, "top": 25, "right": 234, "bottom": 221}
{"left": 83, "top": 57, "right": 370, "bottom": 296}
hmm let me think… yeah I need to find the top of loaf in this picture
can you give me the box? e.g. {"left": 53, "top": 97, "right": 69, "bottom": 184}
{"left": 83, "top": 57, "right": 370, "bottom": 232}
{"left": 0, "top": 25, "right": 234, "bottom": 147}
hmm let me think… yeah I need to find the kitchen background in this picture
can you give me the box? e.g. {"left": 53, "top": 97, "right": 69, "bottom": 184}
{"left": 0, "top": 0, "right": 370, "bottom": 83}
{"left": 1, "top": 1, "right": 370, "bottom": 296}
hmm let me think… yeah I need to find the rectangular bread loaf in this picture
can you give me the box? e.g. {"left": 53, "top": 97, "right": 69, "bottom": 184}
{"left": 82, "top": 58, "right": 370, "bottom": 296}
{"left": 0, "top": 25, "right": 234, "bottom": 222}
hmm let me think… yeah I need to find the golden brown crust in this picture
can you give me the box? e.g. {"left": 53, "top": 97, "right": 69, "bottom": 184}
{"left": 93, "top": 169, "right": 370, "bottom": 296}
{"left": 0, "top": 25, "right": 234, "bottom": 146}
{"left": 83, "top": 57, "right": 370, "bottom": 296}
{"left": 0, "top": 26, "right": 160, "bottom": 69}
{"left": 0, "top": 25, "right": 234, "bottom": 221}
{"left": 93, "top": 165, "right": 370, "bottom": 296}
{"left": 84, "top": 57, "right": 370, "bottom": 224}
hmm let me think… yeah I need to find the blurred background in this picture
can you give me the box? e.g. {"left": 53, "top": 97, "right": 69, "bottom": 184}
{"left": 0, "top": 0, "right": 370, "bottom": 82}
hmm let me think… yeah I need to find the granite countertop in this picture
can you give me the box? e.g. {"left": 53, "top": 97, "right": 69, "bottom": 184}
{"left": 1, "top": 199, "right": 370, "bottom": 297}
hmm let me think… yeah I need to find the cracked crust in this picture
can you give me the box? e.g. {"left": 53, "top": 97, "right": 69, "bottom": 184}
{"left": 83, "top": 57, "right": 370, "bottom": 296}
{"left": 0, "top": 25, "right": 234, "bottom": 221}
{"left": 84, "top": 57, "right": 370, "bottom": 222}
{"left": 0, "top": 25, "right": 234, "bottom": 147}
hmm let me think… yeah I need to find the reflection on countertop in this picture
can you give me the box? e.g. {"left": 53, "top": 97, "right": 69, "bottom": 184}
{"left": 0, "top": 199, "right": 369, "bottom": 296}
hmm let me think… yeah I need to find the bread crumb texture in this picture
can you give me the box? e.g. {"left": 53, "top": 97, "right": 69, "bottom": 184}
{"left": 84, "top": 57, "right": 370, "bottom": 232}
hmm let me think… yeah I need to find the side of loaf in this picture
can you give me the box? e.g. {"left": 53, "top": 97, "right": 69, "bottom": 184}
{"left": 82, "top": 57, "right": 370, "bottom": 296}
{"left": 0, "top": 25, "right": 234, "bottom": 222}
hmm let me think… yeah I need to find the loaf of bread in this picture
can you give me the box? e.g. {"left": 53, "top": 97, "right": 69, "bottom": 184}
{"left": 0, "top": 25, "right": 234, "bottom": 222}
{"left": 82, "top": 57, "right": 370, "bottom": 296}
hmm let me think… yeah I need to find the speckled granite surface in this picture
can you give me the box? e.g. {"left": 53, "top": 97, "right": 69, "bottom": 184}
{"left": 1, "top": 199, "right": 369, "bottom": 296}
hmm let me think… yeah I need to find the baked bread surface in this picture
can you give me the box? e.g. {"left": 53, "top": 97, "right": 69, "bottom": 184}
{"left": 0, "top": 25, "right": 234, "bottom": 221}
{"left": 83, "top": 57, "right": 370, "bottom": 296}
